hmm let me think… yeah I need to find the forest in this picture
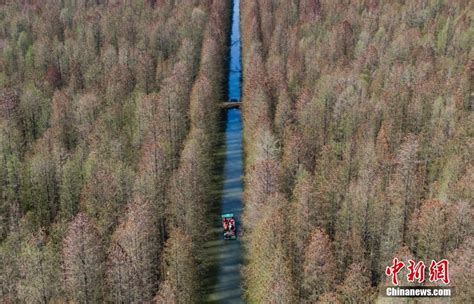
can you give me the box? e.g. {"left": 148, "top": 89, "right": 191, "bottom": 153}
{"left": 0, "top": 0, "right": 229, "bottom": 302}
{"left": 0, "top": 0, "right": 473, "bottom": 303}
{"left": 240, "top": 0, "right": 472, "bottom": 303}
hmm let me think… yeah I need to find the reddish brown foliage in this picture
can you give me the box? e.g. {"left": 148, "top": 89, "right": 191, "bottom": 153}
{"left": 0, "top": 88, "right": 19, "bottom": 121}
{"left": 62, "top": 213, "right": 105, "bottom": 303}
{"left": 45, "top": 65, "right": 62, "bottom": 89}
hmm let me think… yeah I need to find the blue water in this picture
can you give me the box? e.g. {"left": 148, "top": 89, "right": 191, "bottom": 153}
{"left": 206, "top": 1, "right": 243, "bottom": 303}
{"left": 207, "top": 108, "right": 244, "bottom": 303}
{"left": 228, "top": 0, "right": 241, "bottom": 101}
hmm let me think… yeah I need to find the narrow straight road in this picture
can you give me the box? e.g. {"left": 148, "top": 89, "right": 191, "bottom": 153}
{"left": 205, "top": 1, "right": 244, "bottom": 303}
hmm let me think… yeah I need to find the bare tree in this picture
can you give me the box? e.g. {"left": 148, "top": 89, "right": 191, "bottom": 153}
{"left": 302, "top": 229, "right": 336, "bottom": 302}
{"left": 62, "top": 213, "right": 105, "bottom": 303}
{"left": 107, "top": 196, "right": 160, "bottom": 302}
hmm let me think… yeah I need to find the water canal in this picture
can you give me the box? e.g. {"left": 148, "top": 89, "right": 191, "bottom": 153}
{"left": 205, "top": 0, "right": 243, "bottom": 302}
